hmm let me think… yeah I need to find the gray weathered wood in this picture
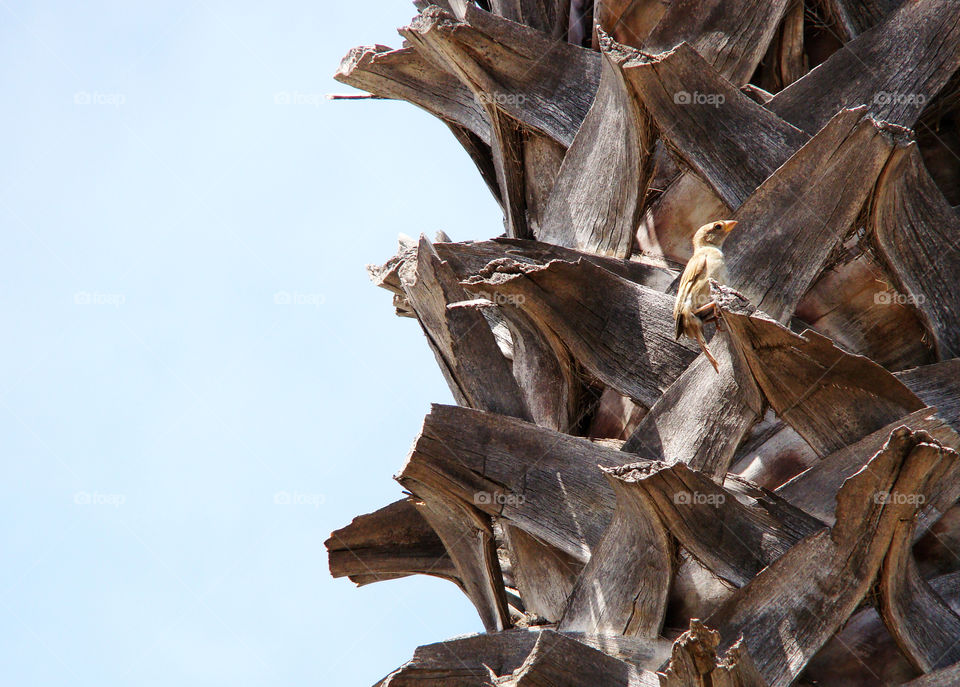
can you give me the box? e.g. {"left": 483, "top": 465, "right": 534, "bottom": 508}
{"left": 325, "top": 499, "right": 457, "bottom": 586}
{"left": 902, "top": 661, "right": 960, "bottom": 687}
{"left": 768, "top": 0, "right": 960, "bottom": 135}
{"left": 607, "top": 461, "right": 824, "bottom": 588}
{"left": 621, "top": 330, "right": 765, "bottom": 481}
{"left": 372, "top": 238, "right": 677, "bottom": 301}
{"left": 503, "top": 525, "right": 582, "bottom": 623}
{"left": 462, "top": 258, "right": 700, "bottom": 408}
{"left": 878, "top": 439, "right": 960, "bottom": 672}
{"left": 379, "top": 629, "right": 671, "bottom": 686}
{"left": 510, "top": 631, "right": 660, "bottom": 686}
{"left": 757, "top": 0, "right": 807, "bottom": 93}
{"left": 439, "top": 238, "right": 677, "bottom": 290}
{"left": 593, "top": 0, "right": 665, "bottom": 49}
{"left": 489, "top": 0, "right": 570, "bottom": 39}
{"left": 642, "top": 0, "right": 789, "bottom": 86}
{"left": 401, "top": 5, "right": 599, "bottom": 148}
{"left": 622, "top": 42, "right": 808, "bottom": 210}
{"left": 730, "top": 412, "right": 818, "bottom": 490}
{"left": 400, "top": 236, "right": 531, "bottom": 420}
{"left": 496, "top": 303, "right": 583, "bottom": 433}
{"left": 559, "top": 467, "right": 673, "bottom": 637}
{"left": 400, "top": 6, "right": 599, "bottom": 239}
{"left": 724, "top": 108, "right": 906, "bottom": 322}
{"left": 659, "top": 621, "right": 767, "bottom": 687}
{"left": 536, "top": 33, "right": 655, "bottom": 258}
{"left": 897, "top": 359, "right": 960, "bottom": 431}
{"left": 803, "top": 570, "right": 960, "bottom": 686}
{"left": 871, "top": 143, "right": 960, "bottom": 360}
{"left": 818, "top": 0, "right": 905, "bottom": 40}
{"left": 775, "top": 409, "right": 958, "bottom": 524}
{"left": 721, "top": 299, "right": 925, "bottom": 456}
{"left": 704, "top": 428, "right": 947, "bottom": 687}
{"left": 335, "top": 44, "right": 490, "bottom": 143}
{"left": 795, "top": 248, "right": 936, "bottom": 371}
{"left": 399, "top": 403, "right": 639, "bottom": 561}
{"left": 412, "top": 491, "right": 512, "bottom": 632}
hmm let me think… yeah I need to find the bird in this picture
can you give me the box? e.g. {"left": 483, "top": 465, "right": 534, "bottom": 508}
{"left": 673, "top": 220, "right": 738, "bottom": 373}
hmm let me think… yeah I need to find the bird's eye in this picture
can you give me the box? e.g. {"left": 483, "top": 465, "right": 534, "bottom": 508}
{"left": 713, "top": 223, "right": 722, "bottom": 230}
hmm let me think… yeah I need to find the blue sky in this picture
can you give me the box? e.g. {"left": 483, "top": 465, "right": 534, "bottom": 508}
{"left": 0, "top": 1, "right": 501, "bottom": 684}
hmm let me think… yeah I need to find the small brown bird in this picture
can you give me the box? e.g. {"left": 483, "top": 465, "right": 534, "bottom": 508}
{"left": 673, "top": 220, "right": 738, "bottom": 372}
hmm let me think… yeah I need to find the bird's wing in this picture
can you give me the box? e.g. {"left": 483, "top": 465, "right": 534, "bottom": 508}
{"left": 673, "top": 251, "right": 708, "bottom": 320}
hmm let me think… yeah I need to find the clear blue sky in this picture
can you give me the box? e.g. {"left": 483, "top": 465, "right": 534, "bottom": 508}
{"left": 0, "top": 1, "right": 501, "bottom": 684}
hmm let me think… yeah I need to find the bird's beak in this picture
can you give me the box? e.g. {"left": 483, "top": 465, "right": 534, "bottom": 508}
{"left": 723, "top": 220, "right": 738, "bottom": 234}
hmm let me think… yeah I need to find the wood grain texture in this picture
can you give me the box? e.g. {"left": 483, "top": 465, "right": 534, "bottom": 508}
{"left": 818, "top": 0, "right": 905, "bottom": 40}
{"left": 902, "top": 661, "right": 960, "bottom": 687}
{"left": 400, "top": 236, "right": 531, "bottom": 420}
{"left": 536, "top": 34, "right": 656, "bottom": 258}
{"left": 401, "top": 6, "right": 599, "bottom": 149}
{"left": 704, "top": 428, "right": 946, "bottom": 687}
{"left": 489, "top": 0, "right": 570, "bottom": 39}
{"left": 462, "top": 258, "right": 700, "bottom": 408}
{"left": 399, "top": 404, "right": 639, "bottom": 562}
{"left": 802, "top": 570, "right": 960, "bottom": 685}
{"left": 378, "top": 629, "right": 670, "bottom": 686}
{"left": 897, "top": 359, "right": 960, "bottom": 431}
{"left": 413, "top": 491, "right": 512, "bottom": 633}
{"left": 795, "top": 248, "right": 936, "bottom": 371}
{"left": 325, "top": 499, "right": 457, "bottom": 587}
{"left": 642, "top": 0, "right": 790, "bottom": 86}
{"left": 622, "top": 42, "right": 808, "bottom": 210}
{"left": 721, "top": 297, "right": 925, "bottom": 456}
{"left": 878, "top": 439, "right": 960, "bottom": 672}
{"left": 757, "top": 0, "right": 807, "bottom": 93}
{"left": 504, "top": 525, "right": 582, "bottom": 622}
{"left": 510, "top": 631, "right": 660, "bottom": 686}
{"left": 335, "top": 44, "right": 490, "bottom": 144}
{"left": 377, "top": 629, "right": 539, "bottom": 686}
{"left": 558, "top": 467, "right": 673, "bottom": 637}
{"left": 400, "top": 7, "right": 599, "bottom": 239}
{"left": 768, "top": 0, "right": 960, "bottom": 135}
{"left": 871, "top": 143, "right": 960, "bottom": 360}
{"left": 621, "top": 330, "right": 765, "bottom": 481}
{"left": 593, "top": 0, "right": 665, "bottom": 49}
{"left": 437, "top": 238, "right": 677, "bottom": 290}
{"left": 724, "top": 108, "right": 905, "bottom": 322}
{"left": 659, "top": 621, "right": 766, "bottom": 687}
{"left": 608, "top": 461, "right": 824, "bottom": 589}
{"left": 496, "top": 303, "right": 583, "bottom": 433}
{"left": 775, "top": 409, "right": 960, "bottom": 526}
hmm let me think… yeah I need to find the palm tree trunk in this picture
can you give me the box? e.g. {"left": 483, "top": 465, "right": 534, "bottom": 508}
{"left": 327, "top": 1, "right": 960, "bottom": 684}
